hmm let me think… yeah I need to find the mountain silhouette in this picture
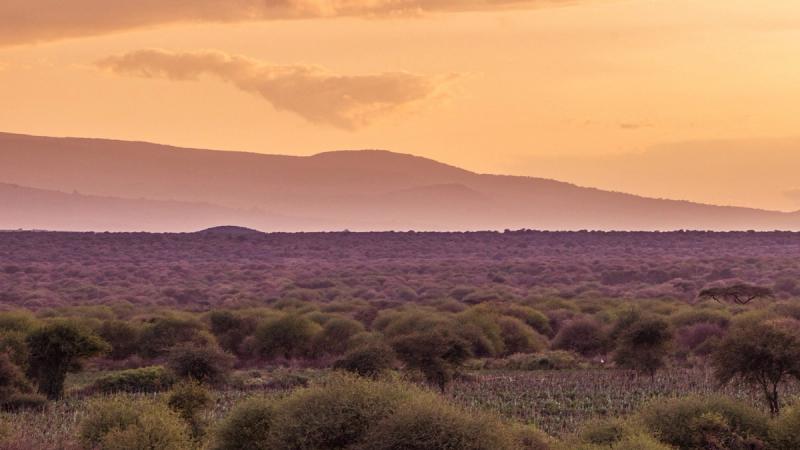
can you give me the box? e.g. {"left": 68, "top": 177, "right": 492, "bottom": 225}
{"left": 1, "top": 132, "right": 798, "bottom": 231}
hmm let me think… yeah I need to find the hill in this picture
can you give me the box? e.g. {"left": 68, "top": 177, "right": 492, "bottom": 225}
{"left": 1, "top": 132, "right": 798, "bottom": 231}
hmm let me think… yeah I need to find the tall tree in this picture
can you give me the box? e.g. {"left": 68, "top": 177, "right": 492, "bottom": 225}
{"left": 712, "top": 319, "right": 800, "bottom": 415}
{"left": 26, "top": 322, "right": 109, "bottom": 399}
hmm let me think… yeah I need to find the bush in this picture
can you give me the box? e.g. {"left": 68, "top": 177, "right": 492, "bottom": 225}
{"left": 359, "top": 394, "right": 515, "bottom": 450}
{"left": 137, "top": 317, "right": 209, "bottom": 358}
{"left": 79, "top": 397, "right": 191, "bottom": 450}
{"left": 253, "top": 314, "right": 321, "bottom": 360}
{"left": 0, "top": 353, "right": 32, "bottom": 402}
{"left": 638, "top": 395, "right": 769, "bottom": 449}
{"left": 551, "top": 318, "right": 608, "bottom": 357}
{"left": 612, "top": 316, "right": 672, "bottom": 375}
{"left": 97, "top": 320, "right": 142, "bottom": 360}
{"left": 497, "top": 316, "right": 547, "bottom": 355}
{"left": 212, "top": 398, "right": 275, "bottom": 450}
{"left": 770, "top": 404, "right": 800, "bottom": 449}
{"left": 91, "top": 366, "right": 176, "bottom": 394}
{"left": 0, "top": 332, "right": 29, "bottom": 369}
{"left": 267, "top": 373, "right": 412, "bottom": 449}
{"left": 456, "top": 310, "right": 505, "bottom": 357}
{"left": 675, "top": 322, "right": 725, "bottom": 356}
{"left": 167, "top": 344, "right": 235, "bottom": 385}
{"left": 313, "top": 318, "right": 365, "bottom": 356}
{"left": 579, "top": 418, "right": 635, "bottom": 447}
{"left": 209, "top": 311, "right": 258, "bottom": 357}
{"left": 487, "top": 351, "right": 583, "bottom": 371}
{"left": 334, "top": 344, "right": 395, "bottom": 378}
{"left": 168, "top": 380, "right": 213, "bottom": 438}
{"left": 508, "top": 423, "right": 552, "bottom": 450}
{"left": 391, "top": 329, "right": 471, "bottom": 392}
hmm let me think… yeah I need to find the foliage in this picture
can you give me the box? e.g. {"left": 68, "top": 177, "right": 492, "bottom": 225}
{"left": 168, "top": 380, "right": 213, "bottom": 438}
{"left": 91, "top": 366, "right": 176, "bottom": 394}
{"left": 638, "top": 395, "right": 770, "bottom": 449}
{"left": 26, "top": 321, "right": 109, "bottom": 399}
{"left": 359, "top": 394, "right": 516, "bottom": 450}
{"left": 334, "top": 343, "right": 396, "bottom": 378}
{"left": 253, "top": 314, "right": 321, "bottom": 360}
{"left": 79, "top": 397, "right": 191, "bottom": 450}
{"left": 612, "top": 315, "right": 672, "bottom": 375}
{"left": 391, "top": 329, "right": 472, "bottom": 392}
{"left": 167, "top": 343, "right": 235, "bottom": 385}
{"left": 712, "top": 319, "right": 800, "bottom": 415}
{"left": 212, "top": 398, "right": 275, "bottom": 450}
{"left": 551, "top": 318, "right": 608, "bottom": 357}
{"left": 266, "top": 373, "right": 411, "bottom": 449}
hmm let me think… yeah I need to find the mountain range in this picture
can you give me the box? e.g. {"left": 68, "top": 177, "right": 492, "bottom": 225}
{"left": 1, "top": 132, "right": 798, "bottom": 232}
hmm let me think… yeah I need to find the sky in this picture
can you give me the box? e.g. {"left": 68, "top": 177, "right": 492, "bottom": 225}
{"left": 2, "top": 0, "right": 800, "bottom": 211}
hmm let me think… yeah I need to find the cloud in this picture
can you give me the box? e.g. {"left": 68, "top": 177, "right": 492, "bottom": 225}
{"left": 0, "top": 1, "right": 574, "bottom": 46}
{"left": 96, "top": 49, "right": 450, "bottom": 129}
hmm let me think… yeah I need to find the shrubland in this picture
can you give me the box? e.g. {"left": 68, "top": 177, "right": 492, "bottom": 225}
{"left": 0, "top": 230, "right": 797, "bottom": 448}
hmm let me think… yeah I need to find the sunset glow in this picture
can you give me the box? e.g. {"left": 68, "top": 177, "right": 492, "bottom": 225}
{"left": 2, "top": 0, "right": 800, "bottom": 210}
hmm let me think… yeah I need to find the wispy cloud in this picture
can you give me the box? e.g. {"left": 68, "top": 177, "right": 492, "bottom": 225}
{"left": 96, "top": 49, "right": 451, "bottom": 129}
{"left": 0, "top": 0, "right": 576, "bottom": 46}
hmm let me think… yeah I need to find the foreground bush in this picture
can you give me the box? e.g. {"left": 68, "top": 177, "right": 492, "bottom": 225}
{"left": 91, "top": 366, "right": 176, "bottom": 394}
{"left": 638, "top": 395, "right": 769, "bottom": 449}
{"left": 79, "top": 397, "right": 191, "bottom": 450}
{"left": 360, "top": 395, "right": 516, "bottom": 450}
{"left": 213, "top": 373, "right": 550, "bottom": 450}
{"left": 168, "top": 381, "right": 213, "bottom": 438}
{"left": 212, "top": 398, "right": 275, "bottom": 450}
{"left": 268, "top": 373, "right": 411, "bottom": 449}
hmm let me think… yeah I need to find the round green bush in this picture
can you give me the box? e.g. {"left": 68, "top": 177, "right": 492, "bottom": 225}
{"left": 79, "top": 397, "right": 191, "bottom": 450}
{"left": 638, "top": 395, "right": 769, "bottom": 449}
{"left": 167, "top": 343, "right": 235, "bottom": 385}
{"left": 333, "top": 344, "right": 395, "bottom": 378}
{"left": 91, "top": 366, "right": 176, "bottom": 394}
{"left": 212, "top": 398, "right": 276, "bottom": 450}
{"left": 268, "top": 373, "right": 412, "bottom": 449}
{"left": 359, "top": 394, "right": 515, "bottom": 450}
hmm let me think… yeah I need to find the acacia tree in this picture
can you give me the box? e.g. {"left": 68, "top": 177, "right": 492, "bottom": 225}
{"left": 613, "top": 316, "right": 673, "bottom": 376}
{"left": 391, "top": 329, "right": 471, "bottom": 392}
{"left": 698, "top": 284, "right": 773, "bottom": 305}
{"left": 712, "top": 319, "right": 800, "bottom": 416}
{"left": 26, "top": 322, "right": 109, "bottom": 399}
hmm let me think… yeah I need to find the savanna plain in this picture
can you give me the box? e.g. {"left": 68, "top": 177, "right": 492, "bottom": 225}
{"left": 0, "top": 229, "right": 799, "bottom": 449}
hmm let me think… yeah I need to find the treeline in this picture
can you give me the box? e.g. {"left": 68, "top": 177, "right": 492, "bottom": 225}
{"left": 2, "top": 230, "right": 800, "bottom": 309}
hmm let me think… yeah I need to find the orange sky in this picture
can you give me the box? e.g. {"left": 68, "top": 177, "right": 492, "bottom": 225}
{"left": 2, "top": 0, "right": 800, "bottom": 211}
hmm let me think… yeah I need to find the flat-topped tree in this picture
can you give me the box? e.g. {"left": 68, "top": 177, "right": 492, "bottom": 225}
{"left": 698, "top": 283, "right": 773, "bottom": 305}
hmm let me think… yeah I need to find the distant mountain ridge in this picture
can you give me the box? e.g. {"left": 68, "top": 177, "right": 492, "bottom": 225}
{"left": 0, "top": 131, "right": 798, "bottom": 231}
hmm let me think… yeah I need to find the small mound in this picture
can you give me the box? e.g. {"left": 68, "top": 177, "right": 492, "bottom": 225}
{"left": 195, "top": 226, "right": 264, "bottom": 236}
